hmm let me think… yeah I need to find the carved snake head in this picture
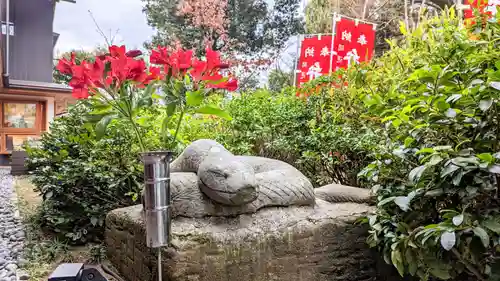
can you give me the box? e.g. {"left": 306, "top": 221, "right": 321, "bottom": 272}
{"left": 198, "top": 156, "right": 258, "bottom": 206}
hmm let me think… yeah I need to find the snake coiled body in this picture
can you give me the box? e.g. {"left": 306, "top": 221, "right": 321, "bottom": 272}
{"left": 167, "top": 139, "right": 316, "bottom": 218}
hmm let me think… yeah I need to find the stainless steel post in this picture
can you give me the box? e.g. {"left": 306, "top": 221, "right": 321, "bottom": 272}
{"left": 141, "top": 151, "right": 173, "bottom": 248}
{"left": 142, "top": 151, "right": 172, "bottom": 281}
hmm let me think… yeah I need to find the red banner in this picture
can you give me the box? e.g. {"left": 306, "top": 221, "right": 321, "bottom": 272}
{"left": 296, "top": 35, "right": 334, "bottom": 86}
{"left": 295, "top": 16, "right": 376, "bottom": 87}
{"left": 464, "top": 0, "right": 500, "bottom": 19}
{"left": 332, "top": 17, "right": 376, "bottom": 71}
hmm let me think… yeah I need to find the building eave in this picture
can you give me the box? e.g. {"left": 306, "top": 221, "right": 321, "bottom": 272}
{"left": 7, "top": 79, "right": 72, "bottom": 93}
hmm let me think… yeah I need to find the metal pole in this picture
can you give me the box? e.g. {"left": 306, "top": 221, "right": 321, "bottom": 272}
{"left": 329, "top": 13, "right": 337, "bottom": 73}
{"left": 292, "top": 34, "right": 302, "bottom": 87}
{"left": 158, "top": 248, "right": 162, "bottom": 281}
{"left": 5, "top": 0, "right": 10, "bottom": 77}
{"left": 141, "top": 151, "right": 173, "bottom": 281}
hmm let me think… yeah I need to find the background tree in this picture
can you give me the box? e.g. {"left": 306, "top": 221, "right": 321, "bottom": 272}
{"left": 142, "top": 0, "right": 304, "bottom": 90}
{"left": 268, "top": 68, "right": 293, "bottom": 93}
{"left": 305, "top": 0, "right": 454, "bottom": 54}
{"left": 142, "top": 0, "right": 303, "bottom": 54}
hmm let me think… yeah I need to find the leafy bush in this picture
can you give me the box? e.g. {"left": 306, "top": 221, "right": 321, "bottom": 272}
{"left": 357, "top": 12, "right": 500, "bottom": 280}
{"left": 213, "top": 85, "right": 383, "bottom": 187}
{"left": 26, "top": 102, "right": 148, "bottom": 243}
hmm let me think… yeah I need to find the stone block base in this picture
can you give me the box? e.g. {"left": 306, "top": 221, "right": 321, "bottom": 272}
{"left": 105, "top": 200, "right": 399, "bottom": 281}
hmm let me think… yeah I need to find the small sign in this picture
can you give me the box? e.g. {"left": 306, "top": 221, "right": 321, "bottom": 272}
{"left": 1, "top": 23, "right": 14, "bottom": 36}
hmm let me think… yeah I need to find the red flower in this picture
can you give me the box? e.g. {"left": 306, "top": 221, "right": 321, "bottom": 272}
{"left": 109, "top": 45, "right": 126, "bottom": 58}
{"left": 108, "top": 56, "right": 148, "bottom": 87}
{"left": 150, "top": 46, "right": 170, "bottom": 65}
{"left": 71, "top": 87, "right": 91, "bottom": 99}
{"left": 170, "top": 49, "right": 193, "bottom": 72}
{"left": 207, "top": 77, "right": 238, "bottom": 91}
{"left": 145, "top": 66, "right": 163, "bottom": 83}
{"left": 175, "top": 49, "right": 193, "bottom": 70}
{"left": 125, "top": 50, "right": 143, "bottom": 58}
{"left": 56, "top": 52, "right": 76, "bottom": 75}
{"left": 66, "top": 59, "right": 105, "bottom": 99}
{"left": 190, "top": 58, "right": 223, "bottom": 82}
{"left": 206, "top": 47, "right": 229, "bottom": 70}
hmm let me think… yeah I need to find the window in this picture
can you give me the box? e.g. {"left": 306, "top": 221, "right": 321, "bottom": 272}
{"left": 0, "top": 100, "right": 45, "bottom": 154}
{"left": 6, "top": 135, "right": 40, "bottom": 151}
{"left": 3, "top": 103, "right": 37, "bottom": 128}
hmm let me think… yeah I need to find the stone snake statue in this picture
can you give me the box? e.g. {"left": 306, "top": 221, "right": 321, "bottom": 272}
{"left": 165, "top": 139, "right": 316, "bottom": 218}
{"left": 142, "top": 139, "right": 372, "bottom": 218}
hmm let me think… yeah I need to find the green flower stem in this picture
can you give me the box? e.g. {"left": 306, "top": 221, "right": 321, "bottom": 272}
{"left": 171, "top": 109, "right": 185, "bottom": 148}
{"left": 130, "top": 117, "right": 146, "bottom": 152}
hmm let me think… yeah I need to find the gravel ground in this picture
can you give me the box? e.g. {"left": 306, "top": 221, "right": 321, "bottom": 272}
{"left": 0, "top": 169, "right": 28, "bottom": 281}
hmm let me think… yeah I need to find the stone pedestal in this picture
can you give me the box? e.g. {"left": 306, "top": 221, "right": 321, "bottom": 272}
{"left": 105, "top": 200, "right": 399, "bottom": 281}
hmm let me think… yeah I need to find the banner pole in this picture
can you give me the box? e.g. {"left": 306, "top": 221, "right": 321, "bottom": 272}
{"left": 292, "top": 34, "right": 302, "bottom": 87}
{"left": 334, "top": 13, "right": 376, "bottom": 26}
{"left": 329, "top": 12, "right": 338, "bottom": 73}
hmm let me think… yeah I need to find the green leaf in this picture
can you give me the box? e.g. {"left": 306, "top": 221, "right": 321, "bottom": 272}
{"left": 445, "top": 108, "right": 457, "bottom": 118}
{"left": 425, "top": 188, "right": 444, "bottom": 197}
{"left": 166, "top": 103, "right": 177, "bottom": 117}
{"left": 427, "top": 155, "right": 443, "bottom": 166}
{"left": 446, "top": 94, "right": 461, "bottom": 103}
{"left": 482, "top": 219, "right": 500, "bottom": 234}
{"left": 453, "top": 214, "right": 464, "bottom": 226}
{"left": 440, "top": 231, "right": 456, "bottom": 251}
{"left": 405, "top": 249, "right": 418, "bottom": 276}
{"left": 429, "top": 266, "right": 451, "bottom": 280}
{"left": 434, "top": 145, "right": 453, "bottom": 151}
{"left": 394, "top": 196, "right": 411, "bottom": 211}
{"left": 95, "top": 115, "right": 114, "bottom": 139}
{"left": 477, "top": 153, "right": 494, "bottom": 163}
{"left": 452, "top": 170, "right": 464, "bottom": 186}
{"left": 90, "top": 217, "right": 98, "bottom": 226}
{"left": 490, "top": 81, "right": 500, "bottom": 90}
{"left": 391, "top": 248, "right": 405, "bottom": 276}
{"left": 479, "top": 99, "right": 493, "bottom": 111}
{"left": 409, "top": 165, "right": 426, "bottom": 184}
{"left": 404, "top": 137, "right": 415, "bottom": 147}
{"left": 136, "top": 116, "right": 148, "bottom": 126}
{"left": 441, "top": 164, "right": 460, "bottom": 178}
{"left": 186, "top": 91, "right": 204, "bottom": 106}
{"left": 90, "top": 104, "right": 113, "bottom": 115}
{"left": 161, "top": 115, "right": 171, "bottom": 137}
{"left": 416, "top": 147, "right": 435, "bottom": 155}
{"left": 392, "top": 119, "right": 401, "bottom": 128}
{"left": 489, "top": 165, "right": 500, "bottom": 174}
{"left": 195, "top": 106, "right": 232, "bottom": 120}
{"left": 473, "top": 227, "right": 490, "bottom": 247}
{"left": 378, "top": 196, "right": 396, "bottom": 207}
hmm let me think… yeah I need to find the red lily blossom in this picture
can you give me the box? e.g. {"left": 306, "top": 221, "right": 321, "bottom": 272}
{"left": 60, "top": 44, "right": 238, "bottom": 99}
{"left": 125, "top": 50, "right": 143, "bottom": 58}
{"left": 56, "top": 52, "right": 76, "bottom": 75}
{"left": 145, "top": 66, "right": 164, "bottom": 83}
{"left": 205, "top": 47, "right": 229, "bottom": 70}
{"left": 167, "top": 48, "right": 193, "bottom": 77}
{"left": 66, "top": 59, "right": 105, "bottom": 99}
{"left": 150, "top": 46, "right": 170, "bottom": 65}
{"left": 189, "top": 58, "right": 223, "bottom": 82}
{"left": 108, "top": 55, "right": 148, "bottom": 87}
{"left": 109, "top": 45, "right": 126, "bottom": 58}
{"left": 207, "top": 77, "right": 238, "bottom": 91}
{"left": 171, "top": 49, "right": 193, "bottom": 70}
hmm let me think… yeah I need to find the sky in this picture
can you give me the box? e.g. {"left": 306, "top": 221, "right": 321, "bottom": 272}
{"left": 53, "top": 0, "right": 155, "bottom": 55}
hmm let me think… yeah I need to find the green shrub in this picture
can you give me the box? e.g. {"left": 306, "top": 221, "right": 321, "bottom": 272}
{"left": 26, "top": 102, "right": 149, "bottom": 243}
{"left": 213, "top": 86, "right": 383, "bottom": 187}
{"left": 357, "top": 12, "right": 500, "bottom": 280}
